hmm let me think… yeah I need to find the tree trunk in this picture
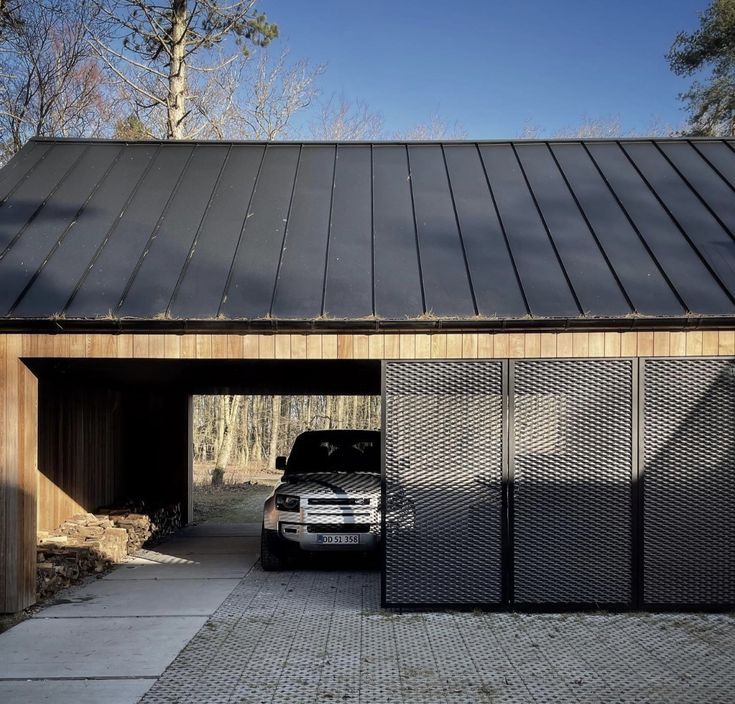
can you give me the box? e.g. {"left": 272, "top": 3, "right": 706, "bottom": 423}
{"left": 212, "top": 395, "right": 242, "bottom": 485}
{"left": 251, "top": 396, "right": 263, "bottom": 464}
{"left": 267, "top": 395, "right": 281, "bottom": 468}
{"left": 167, "top": 0, "right": 187, "bottom": 139}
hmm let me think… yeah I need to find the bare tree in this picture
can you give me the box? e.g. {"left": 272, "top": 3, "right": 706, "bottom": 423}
{"left": 311, "top": 93, "right": 384, "bottom": 140}
{"left": 396, "top": 114, "right": 466, "bottom": 140}
{"left": 0, "top": 0, "right": 112, "bottom": 163}
{"left": 518, "top": 115, "right": 678, "bottom": 140}
{"left": 267, "top": 395, "right": 281, "bottom": 468}
{"left": 91, "top": 0, "right": 277, "bottom": 139}
{"left": 189, "top": 47, "right": 323, "bottom": 140}
{"left": 211, "top": 395, "right": 242, "bottom": 485}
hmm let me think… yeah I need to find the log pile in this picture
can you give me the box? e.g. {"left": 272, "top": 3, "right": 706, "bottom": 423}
{"left": 99, "top": 500, "right": 183, "bottom": 547}
{"left": 36, "top": 513, "right": 127, "bottom": 600}
{"left": 35, "top": 501, "right": 183, "bottom": 601}
{"left": 105, "top": 512, "right": 152, "bottom": 553}
{"left": 148, "top": 502, "right": 183, "bottom": 543}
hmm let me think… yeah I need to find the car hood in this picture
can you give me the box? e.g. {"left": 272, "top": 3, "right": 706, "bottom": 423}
{"left": 276, "top": 472, "right": 380, "bottom": 496}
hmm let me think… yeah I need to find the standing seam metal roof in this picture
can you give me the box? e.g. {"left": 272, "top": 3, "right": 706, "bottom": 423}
{"left": 0, "top": 137, "right": 734, "bottom": 329}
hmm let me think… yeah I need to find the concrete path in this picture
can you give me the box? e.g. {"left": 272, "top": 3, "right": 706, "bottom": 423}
{"left": 0, "top": 523, "right": 259, "bottom": 704}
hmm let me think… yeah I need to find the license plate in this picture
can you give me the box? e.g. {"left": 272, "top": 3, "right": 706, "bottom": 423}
{"left": 316, "top": 534, "right": 361, "bottom": 545}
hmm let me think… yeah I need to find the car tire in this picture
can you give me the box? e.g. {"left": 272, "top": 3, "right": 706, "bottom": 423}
{"left": 260, "top": 526, "right": 288, "bottom": 571}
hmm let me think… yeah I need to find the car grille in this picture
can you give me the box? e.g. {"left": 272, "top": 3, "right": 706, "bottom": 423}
{"left": 306, "top": 524, "right": 371, "bottom": 534}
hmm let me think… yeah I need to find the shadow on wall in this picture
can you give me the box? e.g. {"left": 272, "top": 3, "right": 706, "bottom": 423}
{"left": 36, "top": 377, "right": 191, "bottom": 532}
{"left": 385, "top": 361, "right": 735, "bottom": 609}
{"left": 0, "top": 484, "right": 35, "bottom": 614}
{"left": 642, "top": 360, "right": 735, "bottom": 606}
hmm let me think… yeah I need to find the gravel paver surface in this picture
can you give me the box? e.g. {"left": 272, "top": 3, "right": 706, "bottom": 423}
{"left": 141, "top": 567, "right": 735, "bottom": 704}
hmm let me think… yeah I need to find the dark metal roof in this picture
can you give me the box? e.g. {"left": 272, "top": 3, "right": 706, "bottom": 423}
{"left": 1, "top": 136, "right": 735, "bottom": 331}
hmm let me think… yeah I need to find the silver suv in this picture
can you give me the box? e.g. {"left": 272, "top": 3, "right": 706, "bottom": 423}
{"left": 260, "top": 430, "right": 381, "bottom": 570}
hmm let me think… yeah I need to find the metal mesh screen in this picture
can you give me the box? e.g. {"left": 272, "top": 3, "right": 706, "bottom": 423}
{"left": 512, "top": 360, "right": 633, "bottom": 604}
{"left": 642, "top": 359, "right": 735, "bottom": 605}
{"left": 384, "top": 361, "right": 504, "bottom": 605}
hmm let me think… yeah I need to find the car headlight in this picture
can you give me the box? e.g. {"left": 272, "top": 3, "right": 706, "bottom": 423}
{"left": 276, "top": 494, "right": 300, "bottom": 512}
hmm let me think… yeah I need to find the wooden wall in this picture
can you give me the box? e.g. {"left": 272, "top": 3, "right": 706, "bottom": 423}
{"left": 2, "top": 328, "right": 735, "bottom": 612}
{"left": 37, "top": 383, "right": 126, "bottom": 532}
{"left": 2, "top": 329, "right": 734, "bottom": 361}
{"left": 0, "top": 336, "right": 37, "bottom": 614}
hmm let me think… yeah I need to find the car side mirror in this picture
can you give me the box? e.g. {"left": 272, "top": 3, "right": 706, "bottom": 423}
{"left": 275, "top": 456, "right": 287, "bottom": 470}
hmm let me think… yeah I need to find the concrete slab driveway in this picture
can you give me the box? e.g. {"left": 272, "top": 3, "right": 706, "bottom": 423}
{"left": 0, "top": 523, "right": 259, "bottom": 704}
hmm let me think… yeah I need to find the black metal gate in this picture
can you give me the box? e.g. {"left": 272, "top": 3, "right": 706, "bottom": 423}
{"left": 383, "top": 357, "right": 735, "bottom": 609}
{"left": 383, "top": 361, "right": 505, "bottom": 606}
{"left": 511, "top": 360, "right": 633, "bottom": 605}
{"left": 641, "top": 358, "right": 735, "bottom": 607}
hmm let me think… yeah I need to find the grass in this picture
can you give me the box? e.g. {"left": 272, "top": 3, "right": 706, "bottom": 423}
{"left": 192, "top": 482, "right": 274, "bottom": 523}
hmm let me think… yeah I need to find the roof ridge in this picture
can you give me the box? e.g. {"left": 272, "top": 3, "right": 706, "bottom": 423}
{"left": 25, "top": 136, "right": 735, "bottom": 148}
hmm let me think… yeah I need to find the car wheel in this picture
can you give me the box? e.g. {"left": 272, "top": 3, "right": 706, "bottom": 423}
{"left": 260, "top": 525, "right": 288, "bottom": 571}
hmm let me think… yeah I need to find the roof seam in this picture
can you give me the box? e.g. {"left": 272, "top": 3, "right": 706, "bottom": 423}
{"left": 441, "top": 144, "right": 479, "bottom": 316}
{"left": 320, "top": 145, "right": 338, "bottom": 317}
{"left": 9, "top": 144, "right": 125, "bottom": 316}
{"left": 580, "top": 142, "right": 690, "bottom": 314}
{"left": 0, "top": 144, "right": 91, "bottom": 262}
{"left": 545, "top": 143, "right": 635, "bottom": 315}
{"left": 217, "top": 144, "right": 268, "bottom": 317}
{"left": 0, "top": 142, "right": 51, "bottom": 207}
{"left": 689, "top": 140, "right": 735, "bottom": 196}
{"left": 269, "top": 144, "right": 304, "bottom": 317}
{"left": 475, "top": 145, "right": 531, "bottom": 317}
{"left": 116, "top": 144, "right": 198, "bottom": 313}
{"left": 370, "top": 144, "right": 376, "bottom": 317}
{"left": 511, "top": 143, "right": 583, "bottom": 317}
{"left": 62, "top": 145, "right": 162, "bottom": 316}
{"left": 405, "top": 145, "right": 427, "bottom": 315}
{"left": 166, "top": 144, "right": 234, "bottom": 317}
{"left": 618, "top": 142, "right": 735, "bottom": 307}
{"left": 654, "top": 141, "right": 735, "bottom": 243}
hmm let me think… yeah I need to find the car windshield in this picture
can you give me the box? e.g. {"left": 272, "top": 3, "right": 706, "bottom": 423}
{"left": 284, "top": 430, "right": 380, "bottom": 475}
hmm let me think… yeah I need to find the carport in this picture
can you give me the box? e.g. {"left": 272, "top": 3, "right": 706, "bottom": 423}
{"left": 1, "top": 136, "right": 734, "bottom": 613}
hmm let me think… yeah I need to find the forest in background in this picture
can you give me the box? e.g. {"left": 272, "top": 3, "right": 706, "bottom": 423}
{"left": 193, "top": 395, "right": 381, "bottom": 485}
{"left": 4, "top": 0, "right": 735, "bottom": 171}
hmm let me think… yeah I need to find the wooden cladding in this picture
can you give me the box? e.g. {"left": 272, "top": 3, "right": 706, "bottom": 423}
{"left": 2, "top": 330, "right": 735, "bottom": 361}
{"left": 37, "top": 385, "right": 126, "bottom": 532}
{"left": 0, "top": 336, "right": 37, "bottom": 613}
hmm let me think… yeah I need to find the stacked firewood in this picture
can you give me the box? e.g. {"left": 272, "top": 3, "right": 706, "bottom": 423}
{"left": 99, "top": 501, "right": 183, "bottom": 547}
{"left": 35, "top": 502, "right": 182, "bottom": 601}
{"left": 104, "top": 512, "right": 152, "bottom": 553}
{"left": 39, "top": 513, "right": 129, "bottom": 562}
{"left": 148, "top": 503, "right": 183, "bottom": 543}
{"left": 36, "top": 513, "right": 128, "bottom": 600}
{"left": 36, "top": 543, "right": 112, "bottom": 600}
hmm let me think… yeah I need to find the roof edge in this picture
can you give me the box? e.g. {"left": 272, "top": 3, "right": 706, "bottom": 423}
{"left": 1, "top": 317, "right": 734, "bottom": 335}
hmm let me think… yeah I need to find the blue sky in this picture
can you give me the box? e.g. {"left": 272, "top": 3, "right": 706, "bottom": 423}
{"left": 261, "top": 0, "right": 709, "bottom": 137}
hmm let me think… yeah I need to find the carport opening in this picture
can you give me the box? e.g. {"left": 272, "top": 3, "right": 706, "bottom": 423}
{"left": 192, "top": 394, "right": 382, "bottom": 524}
{"left": 23, "top": 357, "right": 383, "bottom": 597}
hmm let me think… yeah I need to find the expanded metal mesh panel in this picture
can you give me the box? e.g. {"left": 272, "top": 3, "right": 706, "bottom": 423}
{"left": 512, "top": 360, "right": 633, "bottom": 604}
{"left": 642, "top": 359, "right": 735, "bottom": 605}
{"left": 384, "top": 362, "right": 504, "bottom": 605}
